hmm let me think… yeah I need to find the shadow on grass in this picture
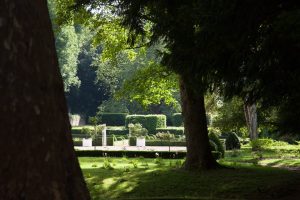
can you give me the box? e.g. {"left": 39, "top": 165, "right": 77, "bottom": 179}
{"left": 80, "top": 157, "right": 300, "bottom": 200}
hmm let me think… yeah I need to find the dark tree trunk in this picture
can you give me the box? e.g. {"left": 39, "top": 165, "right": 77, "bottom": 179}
{"left": 244, "top": 103, "right": 258, "bottom": 140}
{"left": 180, "top": 76, "right": 219, "bottom": 170}
{"left": 0, "top": 1, "right": 90, "bottom": 199}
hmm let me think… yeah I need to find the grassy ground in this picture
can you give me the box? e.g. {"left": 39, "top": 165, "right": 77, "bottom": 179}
{"left": 80, "top": 156, "right": 300, "bottom": 200}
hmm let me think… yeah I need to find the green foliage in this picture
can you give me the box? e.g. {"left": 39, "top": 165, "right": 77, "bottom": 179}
{"left": 155, "top": 132, "right": 175, "bottom": 140}
{"left": 171, "top": 113, "right": 183, "bottom": 127}
{"left": 80, "top": 128, "right": 92, "bottom": 138}
{"left": 250, "top": 139, "right": 289, "bottom": 151}
{"left": 128, "top": 123, "right": 148, "bottom": 138}
{"left": 155, "top": 127, "right": 184, "bottom": 135}
{"left": 106, "top": 128, "right": 128, "bottom": 136}
{"left": 225, "top": 132, "right": 241, "bottom": 150}
{"left": 126, "top": 115, "right": 167, "bottom": 134}
{"left": 212, "top": 97, "right": 246, "bottom": 133}
{"left": 97, "top": 113, "right": 128, "bottom": 126}
{"left": 116, "top": 62, "right": 179, "bottom": 107}
{"left": 209, "top": 132, "right": 225, "bottom": 158}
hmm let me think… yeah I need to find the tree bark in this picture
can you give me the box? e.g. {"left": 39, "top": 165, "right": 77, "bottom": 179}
{"left": 244, "top": 103, "right": 258, "bottom": 140}
{"left": 180, "top": 76, "right": 219, "bottom": 170}
{"left": 0, "top": 1, "right": 90, "bottom": 199}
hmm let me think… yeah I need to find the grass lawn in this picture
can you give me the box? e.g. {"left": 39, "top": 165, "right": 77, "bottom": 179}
{"left": 80, "top": 156, "right": 300, "bottom": 200}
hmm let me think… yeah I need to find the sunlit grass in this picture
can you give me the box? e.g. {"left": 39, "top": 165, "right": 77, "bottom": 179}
{"left": 79, "top": 156, "right": 300, "bottom": 200}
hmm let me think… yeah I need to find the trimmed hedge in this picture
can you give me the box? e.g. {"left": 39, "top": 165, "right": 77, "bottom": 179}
{"left": 172, "top": 113, "right": 183, "bottom": 126}
{"left": 107, "top": 128, "right": 128, "bottom": 135}
{"left": 125, "top": 114, "right": 167, "bottom": 134}
{"left": 146, "top": 140, "right": 186, "bottom": 146}
{"left": 73, "top": 137, "right": 114, "bottom": 146}
{"left": 98, "top": 113, "right": 128, "bottom": 126}
{"left": 156, "top": 127, "right": 184, "bottom": 135}
{"left": 75, "top": 150, "right": 221, "bottom": 159}
{"left": 209, "top": 132, "right": 225, "bottom": 158}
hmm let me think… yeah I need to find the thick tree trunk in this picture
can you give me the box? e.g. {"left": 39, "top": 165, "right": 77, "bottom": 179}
{"left": 180, "top": 76, "right": 219, "bottom": 170}
{"left": 0, "top": 1, "right": 90, "bottom": 199}
{"left": 244, "top": 103, "right": 258, "bottom": 140}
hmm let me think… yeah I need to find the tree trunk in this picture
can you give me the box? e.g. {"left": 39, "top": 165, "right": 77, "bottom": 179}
{"left": 244, "top": 103, "right": 258, "bottom": 140}
{"left": 0, "top": 1, "right": 90, "bottom": 199}
{"left": 180, "top": 76, "right": 219, "bottom": 170}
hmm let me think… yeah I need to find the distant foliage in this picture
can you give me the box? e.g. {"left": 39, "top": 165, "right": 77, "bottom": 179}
{"left": 225, "top": 132, "right": 241, "bottom": 150}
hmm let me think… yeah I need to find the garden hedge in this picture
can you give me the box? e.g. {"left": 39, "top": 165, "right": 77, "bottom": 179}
{"left": 156, "top": 127, "right": 184, "bottom": 135}
{"left": 125, "top": 114, "right": 167, "bottom": 134}
{"left": 107, "top": 128, "right": 128, "bottom": 135}
{"left": 171, "top": 113, "right": 183, "bottom": 126}
{"left": 97, "top": 113, "right": 128, "bottom": 126}
{"left": 75, "top": 150, "right": 221, "bottom": 160}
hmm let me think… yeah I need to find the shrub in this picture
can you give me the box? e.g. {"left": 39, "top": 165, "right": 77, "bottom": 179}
{"left": 156, "top": 127, "right": 184, "bottom": 135}
{"left": 209, "top": 132, "right": 225, "bottom": 157}
{"left": 126, "top": 114, "right": 167, "bottom": 134}
{"left": 80, "top": 128, "right": 92, "bottom": 138}
{"left": 250, "top": 138, "right": 282, "bottom": 151}
{"left": 128, "top": 123, "right": 148, "bottom": 137}
{"left": 97, "top": 113, "right": 128, "bottom": 126}
{"left": 156, "top": 132, "right": 175, "bottom": 140}
{"left": 172, "top": 113, "right": 183, "bottom": 126}
{"left": 225, "top": 132, "right": 241, "bottom": 150}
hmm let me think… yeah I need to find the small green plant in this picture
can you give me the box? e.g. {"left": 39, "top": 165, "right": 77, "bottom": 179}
{"left": 128, "top": 123, "right": 148, "bottom": 138}
{"left": 130, "top": 159, "right": 139, "bottom": 168}
{"left": 102, "top": 158, "right": 114, "bottom": 170}
{"left": 209, "top": 131, "right": 225, "bottom": 157}
{"left": 156, "top": 132, "right": 175, "bottom": 152}
{"left": 81, "top": 128, "right": 92, "bottom": 138}
{"left": 91, "top": 164, "right": 98, "bottom": 168}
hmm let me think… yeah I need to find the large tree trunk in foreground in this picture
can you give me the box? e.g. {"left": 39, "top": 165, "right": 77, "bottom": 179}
{"left": 180, "top": 76, "right": 219, "bottom": 170}
{"left": 0, "top": 1, "right": 90, "bottom": 199}
{"left": 244, "top": 103, "right": 258, "bottom": 140}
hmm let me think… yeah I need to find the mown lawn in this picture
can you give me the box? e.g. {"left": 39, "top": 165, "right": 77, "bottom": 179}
{"left": 80, "top": 156, "right": 300, "bottom": 200}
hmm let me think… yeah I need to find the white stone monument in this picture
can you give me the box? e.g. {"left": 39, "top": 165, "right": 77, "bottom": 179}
{"left": 82, "top": 138, "right": 92, "bottom": 147}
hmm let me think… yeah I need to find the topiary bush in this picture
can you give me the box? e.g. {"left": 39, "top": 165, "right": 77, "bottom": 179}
{"left": 97, "top": 113, "right": 128, "bottom": 126}
{"left": 209, "top": 132, "right": 225, "bottom": 157}
{"left": 125, "top": 114, "right": 167, "bottom": 134}
{"left": 225, "top": 132, "right": 241, "bottom": 150}
{"left": 172, "top": 113, "right": 183, "bottom": 126}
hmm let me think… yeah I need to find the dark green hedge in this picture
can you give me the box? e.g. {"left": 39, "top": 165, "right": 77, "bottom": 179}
{"left": 75, "top": 150, "right": 221, "bottom": 159}
{"left": 146, "top": 140, "right": 186, "bottom": 146}
{"left": 73, "top": 137, "right": 114, "bottom": 146}
{"left": 107, "top": 128, "right": 128, "bottom": 135}
{"left": 156, "top": 127, "right": 184, "bottom": 135}
{"left": 125, "top": 114, "right": 167, "bottom": 134}
{"left": 172, "top": 113, "right": 183, "bottom": 126}
{"left": 98, "top": 113, "right": 128, "bottom": 126}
